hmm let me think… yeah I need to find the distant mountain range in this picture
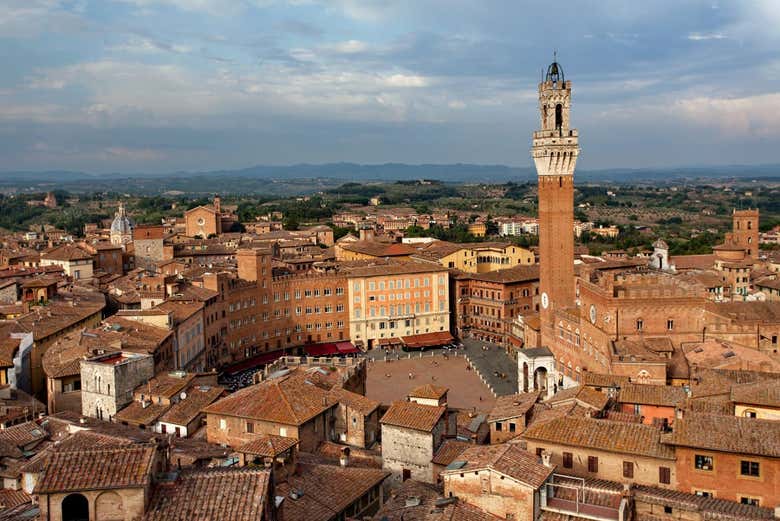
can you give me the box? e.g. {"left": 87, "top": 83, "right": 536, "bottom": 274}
{"left": 0, "top": 162, "right": 778, "bottom": 196}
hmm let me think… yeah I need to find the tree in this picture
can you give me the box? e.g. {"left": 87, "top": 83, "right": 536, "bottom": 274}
{"left": 283, "top": 217, "right": 300, "bottom": 231}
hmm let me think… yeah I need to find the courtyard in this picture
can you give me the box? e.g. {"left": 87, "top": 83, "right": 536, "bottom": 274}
{"left": 366, "top": 352, "right": 497, "bottom": 412}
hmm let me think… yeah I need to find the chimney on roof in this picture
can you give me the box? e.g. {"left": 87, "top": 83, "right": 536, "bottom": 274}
{"left": 540, "top": 450, "right": 552, "bottom": 468}
{"left": 339, "top": 447, "right": 350, "bottom": 467}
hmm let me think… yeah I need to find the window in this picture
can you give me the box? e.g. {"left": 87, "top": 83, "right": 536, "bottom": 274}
{"left": 740, "top": 460, "right": 760, "bottom": 477}
{"left": 636, "top": 319, "right": 643, "bottom": 331}
{"left": 509, "top": 423, "right": 516, "bottom": 433}
{"left": 563, "top": 452, "right": 573, "bottom": 469}
{"left": 694, "top": 454, "right": 713, "bottom": 471}
{"left": 219, "top": 419, "right": 226, "bottom": 430}
{"left": 495, "top": 422, "right": 502, "bottom": 432}
{"left": 667, "top": 319, "right": 674, "bottom": 331}
{"left": 740, "top": 498, "right": 760, "bottom": 507}
{"left": 587, "top": 456, "right": 598, "bottom": 473}
{"left": 623, "top": 461, "right": 634, "bottom": 479}
{"left": 695, "top": 491, "right": 712, "bottom": 498}
{"left": 279, "top": 427, "right": 287, "bottom": 437}
{"left": 246, "top": 421, "right": 254, "bottom": 433}
{"left": 664, "top": 506, "right": 673, "bottom": 514}
{"left": 536, "top": 447, "right": 544, "bottom": 457}
{"left": 743, "top": 409, "right": 757, "bottom": 418}
{"left": 659, "top": 467, "right": 671, "bottom": 484}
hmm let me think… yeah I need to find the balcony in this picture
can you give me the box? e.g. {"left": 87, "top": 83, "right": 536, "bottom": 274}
{"left": 541, "top": 474, "right": 626, "bottom": 521}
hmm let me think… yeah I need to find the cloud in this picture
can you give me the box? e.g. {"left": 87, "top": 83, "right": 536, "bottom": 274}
{"left": 107, "top": 37, "right": 193, "bottom": 55}
{"left": 327, "top": 40, "right": 369, "bottom": 54}
{"left": 114, "top": 0, "right": 245, "bottom": 15}
{"left": 687, "top": 32, "right": 726, "bottom": 41}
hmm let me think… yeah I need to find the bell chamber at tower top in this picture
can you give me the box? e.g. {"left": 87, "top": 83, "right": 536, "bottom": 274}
{"left": 532, "top": 57, "right": 579, "bottom": 177}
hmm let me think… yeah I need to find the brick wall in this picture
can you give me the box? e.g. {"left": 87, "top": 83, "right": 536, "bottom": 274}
{"left": 524, "top": 439, "right": 676, "bottom": 489}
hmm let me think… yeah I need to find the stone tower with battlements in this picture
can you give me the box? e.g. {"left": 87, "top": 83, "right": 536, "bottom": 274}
{"left": 533, "top": 58, "right": 579, "bottom": 330}
{"left": 730, "top": 209, "right": 759, "bottom": 260}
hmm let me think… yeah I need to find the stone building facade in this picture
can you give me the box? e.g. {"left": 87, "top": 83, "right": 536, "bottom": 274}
{"left": 132, "top": 225, "right": 166, "bottom": 272}
{"left": 80, "top": 351, "right": 154, "bottom": 421}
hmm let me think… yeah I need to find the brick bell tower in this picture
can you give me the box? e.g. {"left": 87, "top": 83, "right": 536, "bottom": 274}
{"left": 533, "top": 57, "right": 579, "bottom": 330}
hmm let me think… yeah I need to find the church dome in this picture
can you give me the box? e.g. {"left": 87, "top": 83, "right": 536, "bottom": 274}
{"left": 110, "top": 203, "right": 133, "bottom": 235}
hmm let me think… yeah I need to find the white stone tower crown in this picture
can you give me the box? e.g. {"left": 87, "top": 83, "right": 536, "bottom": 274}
{"left": 532, "top": 60, "right": 580, "bottom": 177}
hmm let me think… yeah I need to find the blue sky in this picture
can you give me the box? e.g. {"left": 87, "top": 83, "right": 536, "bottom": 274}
{"left": 2, "top": 0, "right": 779, "bottom": 173}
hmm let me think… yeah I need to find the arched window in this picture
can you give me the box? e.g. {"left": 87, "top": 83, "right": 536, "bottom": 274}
{"left": 62, "top": 493, "right": 89, "bottom": 521}
{"left": 555, "top": 104, "right": 563, "bottom": 130}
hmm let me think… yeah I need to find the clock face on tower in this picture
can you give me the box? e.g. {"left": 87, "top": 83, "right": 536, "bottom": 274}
{"left": 541, "top": 292, "right": 549, "bottom": 309}
{"left": 589, "top": 304, "right": 597, "bottom": 324}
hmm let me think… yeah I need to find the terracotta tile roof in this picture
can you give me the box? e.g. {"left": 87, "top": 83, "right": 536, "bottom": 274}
{"left": 523, "top": 416, "right": 675, "bottom": 460}
{"left": 705, "top": 301, "right": 780, "bottom": 323}
{"left": 573, "top": 386, "right": 610, "bottom": 410}
{"left": 42, "top": 244, "right": 92, "bottom": 262}
{"left": 459, "top": 265, "right": 540, "bottom": 284}
{"left": 154, "top": 300, "right": 204, "bottom": 325}
{"left": 313, "top": 441, "right": 382, "bottom": 468}
{"left": 409, "top": 384, "right": 448, "bottom": 400}
{"left": 35, "top": 444, "right": 156, "bottom": 493}
{"left": 488, "top": 392, "right": 540, "bottom": 422}
{"left": 136, "top": 372, "right": 196, "bottom": 400}
{"left": 525, "top": 403, "right": 572, "bottom": 429}
{"left": 45, "top": 412, "right": 159, "bottom": 444}
{"left": 0, "top": 421, "right": 47, "bottom": 448}
{"left": 275, "top": 462, "right": 390, "bottom": 521}
{"left": 442, "top": 444, "right": 554, "bottom": 488}
{"left": 53, "top": 430, "right": 136, "bottom": 451}
{"left": 682, "top": 339, "right": 780, "bottom": 372}
{"left": 338, "top": 259, "right": 446, "bottom": 277}
{"left": 663, "top": 412, "right": 780, "bottom": 458}
{"left": 158, "top": 385, "right": 224, "bottom": 426}
{"left": 633, "top": 485, "right": 774, "bottom": 521}
{"left": 43, "top": 319, "right": 170, "bottom": 380}
{"left": 327, "top": 386, "right": 379, "bottom": 416}
{"left": 618, "top": 383, "right": 688, "bottom": 407}
{"left": 431, "top": 439, "right": 471, "bottom": 466}
{"left": 583, "top": 372, "right": 631, "bottom": 389}
{"left": 373, "top": 479, "right": 500, "bottom": 521}
{"left": 114, "top": 401, "right": 170, "bottom": 426}
{"left": 236, "top": 434, "right": 298, "bottom": 457}
{"left": 546, "top": 386, "right": 609, "bottom": 411}
{"left": 339, "top": 240, "right": 416, "bottom": 257}
{"left": 168, "top": 284, "right": 220, "bottom": 302}
{"left": 0, "top": 489, "right": 31, "bottom": 509}
{"left": 687, "top": 368, "right": 780, "bottom": 400}
{"left": 144, "top": 468, "right": 271, "bottom": 521}
{"left": 685, "top": 396, "right": 734, "bottom": 416}
{"left": 380, "top": 401, "right": 446, "bottom": 432}
{"left": 169, "top": 437, "right": 231, "bottom": 467}
{"left": 203, "top": 373, "right": 333, "bottom": 426}
{"left": 13, "top": 290, "right": 106, "bottom": 341}
{"left": 669, "top": 254, "right": 716, "bottom": 270}
{"left": 604, "top": 410, "right": 644, "bottom": 423}
{"left": 730, "top": 381, "right": 780, "bottom": 407}
{"left": 545, "top": 386, "right": 581, "bottom": 405}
